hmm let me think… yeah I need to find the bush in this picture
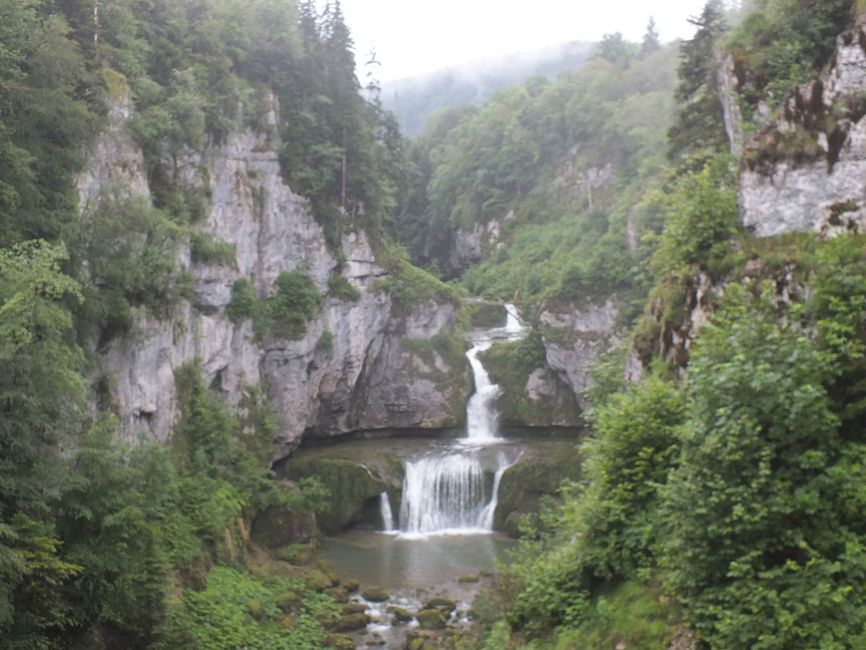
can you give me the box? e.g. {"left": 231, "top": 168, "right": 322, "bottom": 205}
{"left": 227, "top": 278, "right": 258, "bottom": 323}
{"left": 327, "top": 274, "right": 360, "bottom": 302}
{"left": 191, "top": 232, "right": 236, "bottom": 267}
{"left": 263, "top": 271, "right": 322, "bottom": 340}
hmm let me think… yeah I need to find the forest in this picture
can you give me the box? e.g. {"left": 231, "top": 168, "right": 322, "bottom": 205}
{"left": 2, "top": 0, "right": 866, "bottom": 648}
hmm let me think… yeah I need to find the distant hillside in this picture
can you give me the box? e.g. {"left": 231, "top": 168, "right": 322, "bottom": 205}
{"left": 381, "top": 41, "right": 594, "bottom": 136}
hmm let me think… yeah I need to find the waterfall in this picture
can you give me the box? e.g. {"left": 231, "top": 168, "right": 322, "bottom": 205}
{"left": 465, "top": 341, "right": 501, "bottom": 443}
{"left": 386, "top": 303, "right": 526, "bottom": 537}
{"left": 380, "top": 492, "right": 396, "bottom": 532}
{"left": 399, "top": 455, "right": 489, "bottom": 535}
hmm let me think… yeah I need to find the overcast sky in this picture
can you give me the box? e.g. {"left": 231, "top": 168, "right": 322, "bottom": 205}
{"left": 339, "top": 0, "right": 711, "bottom": 81}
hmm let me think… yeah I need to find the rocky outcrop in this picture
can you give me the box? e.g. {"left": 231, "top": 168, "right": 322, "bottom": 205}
{"left": 739, "top": 19, "right": 866, "bottom": 236}
{"left": 447, "top": 212, "right": 509, "bottom": 276}
{"left": 84, "top": 92, "right": 467, "bottom": 454}
{"left": 539, "top": 300, "right": 620, "bottom": 408}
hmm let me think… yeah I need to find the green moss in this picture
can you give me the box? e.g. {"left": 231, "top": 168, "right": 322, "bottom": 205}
{"left": 479, "top": 330, "right": 576, "bottom": 426}
{"left": 494, "top": 448, "right": 582, "bottom": 532}
{"left": 283, "top": 457, "right": 389, "bottom": 534}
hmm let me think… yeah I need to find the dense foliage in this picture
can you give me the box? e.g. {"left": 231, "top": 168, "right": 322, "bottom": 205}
{"left": 0, "top": 1, "right": 390, "bottom": 647}
{"left": 480, "top": 2, "right": 866, "bottom": 648}
{"left": 396, "top": 42, "right": 678, "bottom": 322}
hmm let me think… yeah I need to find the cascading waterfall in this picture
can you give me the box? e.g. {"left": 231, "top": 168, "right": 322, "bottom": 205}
{"left": 390, "top": 304, "right": 526, "bottom": 537}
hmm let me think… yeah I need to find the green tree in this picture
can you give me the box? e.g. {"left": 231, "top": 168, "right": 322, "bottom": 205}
{"left": 663, "top": 284, "right": 866, "bottom": 648}
{"left": 667, "top": 0, "right": 729, "bottom": 165}
{"left": 639, "top": 17, "right": 661, "bottom": 58}
{"left": 0, "top": 241, "right": 84, "bottom": 645}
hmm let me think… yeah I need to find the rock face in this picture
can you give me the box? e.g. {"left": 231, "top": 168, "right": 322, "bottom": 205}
{"left": 539, "top": 300, "right": 620, "bottom": 409}
{"left": 447, "top": 213, "right": 508, "bottom": 277}
{"left": 738, "top": 19, "right": 866, "bottom": 237}
{"left": 84, "top": 94, "right": 467, "bottom": 454}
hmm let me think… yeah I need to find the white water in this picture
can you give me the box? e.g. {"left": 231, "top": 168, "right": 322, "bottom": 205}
{"left": 380, "top": 492, "right": 396, "bottom": 532}
{"left": 387, "top": 304, "right": 527, "bottom": 538}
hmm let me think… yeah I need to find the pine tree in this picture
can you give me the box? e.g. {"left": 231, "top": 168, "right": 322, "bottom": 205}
{"left": 639, "top": 17, "right": 660, "bottom": 58}
{"left": 667, "top": 0, "right": 729, "bottom": 165}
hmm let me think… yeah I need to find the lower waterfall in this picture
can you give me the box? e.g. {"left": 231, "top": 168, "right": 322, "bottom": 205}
{"left": 385, "top": 304, "right": 526, "bottom": 537}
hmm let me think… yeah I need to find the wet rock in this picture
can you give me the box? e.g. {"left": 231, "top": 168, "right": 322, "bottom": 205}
{"left": 362, "top": 587, "right": 390, "bottom": 602}
{"left": 343, "top": 602, "right": 367, "bottom": 615}
{"left": 494, "top": 448, "right": 582, "bottom": 535}
{"left": 324, "top": 633, "right": 356, "bottom": 650}
{"left": 344, "top": 578, "right": 360, "bottom": 593}
{"left": 391, "top": 606, "right": 414, "bottom": 623}
{"left": 327, "top": 612, "right": 371, "bottom": 632}
{"left": 424, "top": 597, "right": 456, "bottom": 612}
{"left": 327, "top": 572, "right": 341, "bottom": 587}
{"left": 416, "top": 608, "right": 448, "bottom": 629}
{"left": 324, "top": 587, "right": 349, "bottom": 603}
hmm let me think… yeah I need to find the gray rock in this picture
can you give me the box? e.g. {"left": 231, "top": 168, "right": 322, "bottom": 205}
{"left": 82, "top": 91, "right": 467, "bottom": 454}
{"left": 739, "top": 20, "right": 866, "bottom": 237}
{"left": 539, "top": 300, "right": 619, "bottom": 407}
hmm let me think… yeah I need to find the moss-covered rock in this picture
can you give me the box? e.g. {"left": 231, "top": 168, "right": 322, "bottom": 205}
{"left": 276, "top": 590, "right": 302, "bottom": 613}
{"left": 480, "top": 333, "right": 580, "bottom": 428}
{"left": 328, "top": 612, "right": 371, "bottom": 632}
{"left": 494, "top": 447, "right": 582, "bottom": 534}
{"left": 343, "top": 602, "right": 367, "bottom": 616}
{"left": 344, "top": 578, "right": 360, "bottom": 593}
{"left": 284, "top": 456, "right": 390, "bottom": 533}
{"left": 424, "top": 597, "right": 456, "bottom": 612}
{"left": 362, "top": 587, "right": 390, "bottom": 602}
{"left": 250, "top": 483, "right": 318, "bottom": 548}
{"left": 324, "top": 587, "right": 349, "bottom": 603}
{"left": 416, "top": 608, "right": 448, "bottom": 630}
{"left": 391, "top": 606, "right": 413, "bottom": 622}
{"left": 324, "top": 633, "right": 356, "bottom": 649}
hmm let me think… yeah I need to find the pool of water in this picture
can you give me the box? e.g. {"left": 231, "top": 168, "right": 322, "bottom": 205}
{"left": 322, "top": 529, "right": 515, "bottom": 591}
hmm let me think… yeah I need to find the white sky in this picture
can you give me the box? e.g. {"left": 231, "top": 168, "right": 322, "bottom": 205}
{"left": 339, "top": 0, "right": 711, "bottom": 81}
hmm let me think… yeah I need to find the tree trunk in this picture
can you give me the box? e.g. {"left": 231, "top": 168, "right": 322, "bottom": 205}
{"left": 93, "top": 0, "right": 100, "bottom": 48}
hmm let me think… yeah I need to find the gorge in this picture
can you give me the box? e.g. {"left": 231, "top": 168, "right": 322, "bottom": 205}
{"left": 4, "top": 1, "right": 866, "bottom": 648}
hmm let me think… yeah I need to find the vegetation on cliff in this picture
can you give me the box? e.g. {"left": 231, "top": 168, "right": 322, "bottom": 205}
{"left": 4, "top": 0, "right": 866, "bottom": 647}
{"left": 0, "top": 1, "right": 405, "bottom": 647}
{"left": 475, "top": 2, "right": 866, "bottom": 648}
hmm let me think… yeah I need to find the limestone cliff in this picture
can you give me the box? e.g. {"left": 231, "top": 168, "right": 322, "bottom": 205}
{"left": 539, "top": 300, "right": 620, "bottom": 411}
{"left": 737, "top": 17, "right": 866, "bottom": 236}
{"left": 82, "top": 94, "right": 469, "bottom": 456}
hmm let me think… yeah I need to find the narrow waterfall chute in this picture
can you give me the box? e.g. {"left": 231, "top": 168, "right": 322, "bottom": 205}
{"left": 380, "top": 492, "right": 396, "bottom": 532}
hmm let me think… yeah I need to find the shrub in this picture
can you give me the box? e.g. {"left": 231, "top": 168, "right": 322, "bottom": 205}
{"left": 327, "top": 274, "right": 360, "bottom": 302}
